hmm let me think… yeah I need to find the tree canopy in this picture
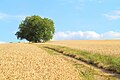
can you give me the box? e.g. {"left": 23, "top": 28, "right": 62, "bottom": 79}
{"left": 15, "top": 15, "right": 55, "bottom": 43}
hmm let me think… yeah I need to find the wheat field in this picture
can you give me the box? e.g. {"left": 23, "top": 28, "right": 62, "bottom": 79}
{"left": 48, "top": 40, "right": 120, "bottom": 57}
{"left": 0, "top": 43, "right": 79, "bottom": 80}
{"left": 0, "top": 42, "right": 119, "bottom": 80}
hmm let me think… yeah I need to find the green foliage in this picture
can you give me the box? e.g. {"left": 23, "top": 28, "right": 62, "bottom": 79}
{"left": 15, "top": 15, "right": 55, "bottom": 43}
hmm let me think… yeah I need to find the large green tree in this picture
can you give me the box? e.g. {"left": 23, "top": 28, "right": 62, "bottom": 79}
{"left": 15, "top": 15, "right": 55, "bottom": 43}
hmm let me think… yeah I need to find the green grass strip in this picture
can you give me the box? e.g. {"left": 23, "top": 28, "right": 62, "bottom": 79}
{"left": 42, "top": 44, "right": 120, "bottom": 74}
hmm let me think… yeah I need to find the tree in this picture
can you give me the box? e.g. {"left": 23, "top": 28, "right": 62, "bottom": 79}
{"left": 15, "top": 15, "right": 55, "bottom": 43}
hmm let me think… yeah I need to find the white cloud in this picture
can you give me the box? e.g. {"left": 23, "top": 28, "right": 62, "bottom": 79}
{"left": 0, "top": 12, "right": 27, "bottom": 20}
{"left": 112, "top": 10, "right": 120, "bottom": 15}
{"left": 104, "top": 10, "right": 120, "bottom": 20}
{"left": 0, "top": 41, "right": 6, "bottom": 44}
{"left": 101, "top": 31, "right": 120, "bottom": 39}
{"left": 54, "top": 31, "right": 120, "bottom": 40}
{"left": 104, "top": 14, "right": 120, "bottom": 20}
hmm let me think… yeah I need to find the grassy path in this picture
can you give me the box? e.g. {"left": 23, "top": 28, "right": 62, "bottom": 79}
{"left": 36, "top": 43, "right": 119, "bottom": 80}
{"left": 0, "top": 43, "right": 79, "bottom": 80}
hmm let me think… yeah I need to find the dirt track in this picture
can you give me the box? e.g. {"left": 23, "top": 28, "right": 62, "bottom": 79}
{"left": 0, "top": 43, "right": 79, "bottom": 80}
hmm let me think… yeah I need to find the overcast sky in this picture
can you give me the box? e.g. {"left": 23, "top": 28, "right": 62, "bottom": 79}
{"left": 0, "top": 0, "right": 120, "bottom": 42}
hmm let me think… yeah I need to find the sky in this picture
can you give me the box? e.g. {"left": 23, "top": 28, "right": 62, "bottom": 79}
{"left": 0, "top": 0, "right": 120, "bottom": 42}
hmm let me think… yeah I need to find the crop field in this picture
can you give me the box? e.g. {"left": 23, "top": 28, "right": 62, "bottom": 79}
{"left": 48, "top": 40, "right": 120, "bottom": 57}
{"left": 0, "top": 42, "right": 119, "bottom": 80}
{"left": 0, "top": 43, "right": 79, "bottom": 80}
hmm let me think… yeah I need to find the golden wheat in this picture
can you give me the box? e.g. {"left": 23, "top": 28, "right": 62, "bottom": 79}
{"left": 0, "top": 43, "right": 79, "bottom": 80}
{"left": 47, "top": 40, "right": 120, "bottom": 57}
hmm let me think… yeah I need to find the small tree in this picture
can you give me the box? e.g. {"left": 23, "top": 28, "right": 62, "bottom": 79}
{"left": 15, "top": 15, "right": 55, "bottom": 43}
